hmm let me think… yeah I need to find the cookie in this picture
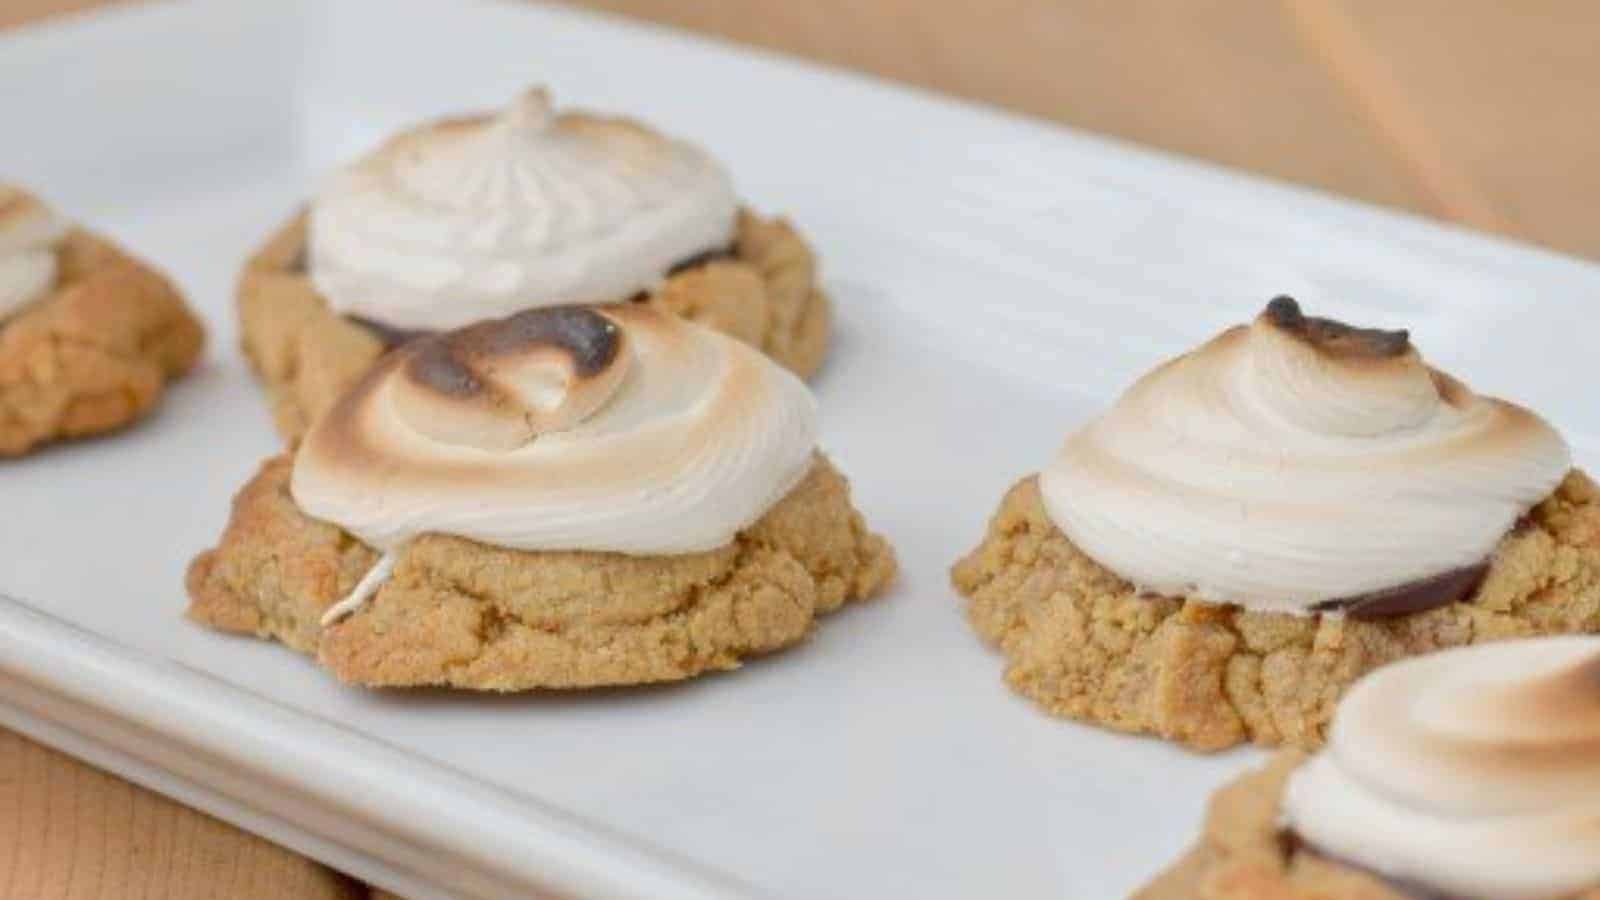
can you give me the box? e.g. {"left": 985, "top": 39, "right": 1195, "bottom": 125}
{"left": 952, "top": 298, "right": 1594, "bottom": 751}
{"left": 0, "top": 188, "right": 203, "bottom": 456}
{"left": 187, "top": 452, "right": 893, "bottom": 688}
{"left": 239, "top": 88, "right": 831, "bottom": 443}
{"left": 953, "top": 471, "right": 1600, "bottom": 751}
{"left": 189, "top": 304, "right": 892, "bottom": 688}
{"left": 1140, "top": 637, "right": 1600, "bottom": 898}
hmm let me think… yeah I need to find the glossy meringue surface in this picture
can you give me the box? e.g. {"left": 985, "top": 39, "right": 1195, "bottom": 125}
{"left": 1039, "top": 297, "right": 1570, "bottom": 613}
{"left": 1284, "top": 637, "right": 1600, "bottom": 899}
{"left": 0, "top": 185, "right": 69, "bottom": 322}
{"left": 291, "top": 304, "right": 817, "bottom": 555}
{"left": 308, "top": 88, "right": 738, "bottom": 332}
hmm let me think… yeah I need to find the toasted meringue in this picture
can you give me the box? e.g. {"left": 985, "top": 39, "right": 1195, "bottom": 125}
{"left": 291, "top": 304, "right": 817, "bottom": 559}
{"left": 1284, "top": 637, "right": 1600, "bottom": 899}
{"left": 1039, "top": 296, "right": 1570, "bottom": 613}
{"left": 0, "top": 186, "right": 70, "bottom": 323}
{"left": 307, "top": 88, "right": 738, "bottom": 332}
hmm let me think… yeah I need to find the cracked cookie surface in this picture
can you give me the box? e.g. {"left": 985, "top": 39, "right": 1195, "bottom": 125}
{"left": 951, "top": 470, "right": 1600, "bottom": 751}
{"left": 187, "top": 453, "right": 895, "bottom": 689}
{"left": 238, "top": 210, "right": 831, "bottom": 443}
{"left": 0, "top": 229, "right": 203, "bottom": 456}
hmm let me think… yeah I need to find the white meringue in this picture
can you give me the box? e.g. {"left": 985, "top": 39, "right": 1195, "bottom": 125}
{"left": 291, "top": 304, "right": 817, "bottom": 559}
{"left": 1039, "top": 297, "right": 1570, "bottom": 613}
{"left": 308, "top": 88, "right": 738, "bottom": 332}
{"left": 1283, "top": 637, "right": 1600, "bottom": 900}
{"left": 0, "top": 186, "right": 70, "bottom": 323}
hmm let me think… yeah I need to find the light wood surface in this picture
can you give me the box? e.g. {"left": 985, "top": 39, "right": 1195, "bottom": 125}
{"left": 578, "top": 0, "right": 1600, "bottom": 260}
{"left": 0, "top": 731, "right": 363, "bottom": 900}
{"left": 2, "top": 1, "right": 1596, "bottom": 898}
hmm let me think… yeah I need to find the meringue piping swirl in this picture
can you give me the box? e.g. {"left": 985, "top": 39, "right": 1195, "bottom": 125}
{"left": 308, "top": 88, "right": 739, "bottom": 332}
{"left": 1039, "top": 296, "right": 1570, "bottom": 614}
{"left": 0, "top": 186, "right": 69, "bottom": 323}
{"left": 1283, "top": 637, "right": 1600, "bottom": 900}
{"left": 290, "top": 304, "right": 818, "bottom": 560}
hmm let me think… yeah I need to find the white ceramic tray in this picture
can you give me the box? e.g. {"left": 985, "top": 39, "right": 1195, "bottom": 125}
{"left": 3, "top": 2, "right": 1597, "bottom": 897}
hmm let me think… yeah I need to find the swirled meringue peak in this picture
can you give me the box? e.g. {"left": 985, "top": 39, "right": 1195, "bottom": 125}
{"left": 291, "top": 304, "right": 817, "bottom": 562}
{"left": 1039, "top": 296, "right": 1570, "bottom": 614}
{"left": 0, "top": 185, "right": 70, "bottom": 323}
{"left": 307, "top": 87, "right": 738, "bottom": 332}
{"left": 1284, "top": 637, "right": 1600, "bottom": 899}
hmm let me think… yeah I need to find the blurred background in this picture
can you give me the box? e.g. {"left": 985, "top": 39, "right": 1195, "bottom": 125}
{"left": 2, "top": 1, "right": 1595, "bottom": 898}
{"left": 9, "top": 0, "right": 1598, "bottom": 261}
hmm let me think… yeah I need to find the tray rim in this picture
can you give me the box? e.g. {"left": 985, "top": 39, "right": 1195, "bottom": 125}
{"left": 0, "top": 596, "right": 754, "bottom": 900}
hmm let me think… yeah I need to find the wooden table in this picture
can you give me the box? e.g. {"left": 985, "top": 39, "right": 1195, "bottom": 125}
{"left": 4, "top": 1, "right": 1596, "bottom": 897}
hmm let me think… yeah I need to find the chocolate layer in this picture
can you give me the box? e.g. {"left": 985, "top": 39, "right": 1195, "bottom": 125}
{"left": 1309, "top": 562, "right": 1489, "bottom": 620}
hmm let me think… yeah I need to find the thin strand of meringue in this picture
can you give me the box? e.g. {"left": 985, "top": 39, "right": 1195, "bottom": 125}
{"left": 320, "top": 548, "right": 400, "bottom": 626}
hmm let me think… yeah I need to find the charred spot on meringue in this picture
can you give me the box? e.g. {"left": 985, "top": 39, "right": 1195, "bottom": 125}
{"left": 405, "top": 307, "right": 621, "bottom": 397}
{"left": 1262, "top": 296, "right": 1412, "bottom": 359}
{"left": 406, "top": 336, "right": 488, "bottom": 398}
{"left": 474, "top": 306, "right": 621, "bottom": 376}
{"left": 389, "top": 306, "right": 630, "bottom": 451}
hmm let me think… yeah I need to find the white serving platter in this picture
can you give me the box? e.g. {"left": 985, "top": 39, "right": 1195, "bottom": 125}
{"left": 2, "top": 2, "right": 1597, "bottom": 897}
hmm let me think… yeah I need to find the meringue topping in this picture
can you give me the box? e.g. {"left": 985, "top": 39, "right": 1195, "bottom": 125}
{"left": 291, "top": 304, "right": 817, "bottom": 561}
{"left": 0, "top": 186, "right": 70, "bottom": 323}
{"left": 308, "top": 88, "right": 739, "bottom": 332}
{"left": 1039, "top": 297, "right": 1570, "bottom": 614}
{"left": 1283, "top": 637, "right": 1600, "bottom": 899}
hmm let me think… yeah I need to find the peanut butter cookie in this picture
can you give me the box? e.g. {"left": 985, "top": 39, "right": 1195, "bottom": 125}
{"left": 953, "top": 471, "right": 1600, "bottom": 751}
{"left": 1, "top": 189, "right": 203, "bottom": 456}
{"left": 189, "top": 453, "right": 894, "bottom": 689}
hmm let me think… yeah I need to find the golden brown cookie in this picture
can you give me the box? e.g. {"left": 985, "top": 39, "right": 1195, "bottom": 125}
{"left": 950, "top": 470, "right": 1600, "bottom": 752}
{"left": 1136, "top": 753, "right": 1600, "bottom": 900}
{"left": 0, "top": 228, "right": 204, "bottom": 456}
{"left": 237, "top": 209, "right": 830, "bottom": 442}
{"left": 187, "top": 452, "right": 894, "bottom": 689}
